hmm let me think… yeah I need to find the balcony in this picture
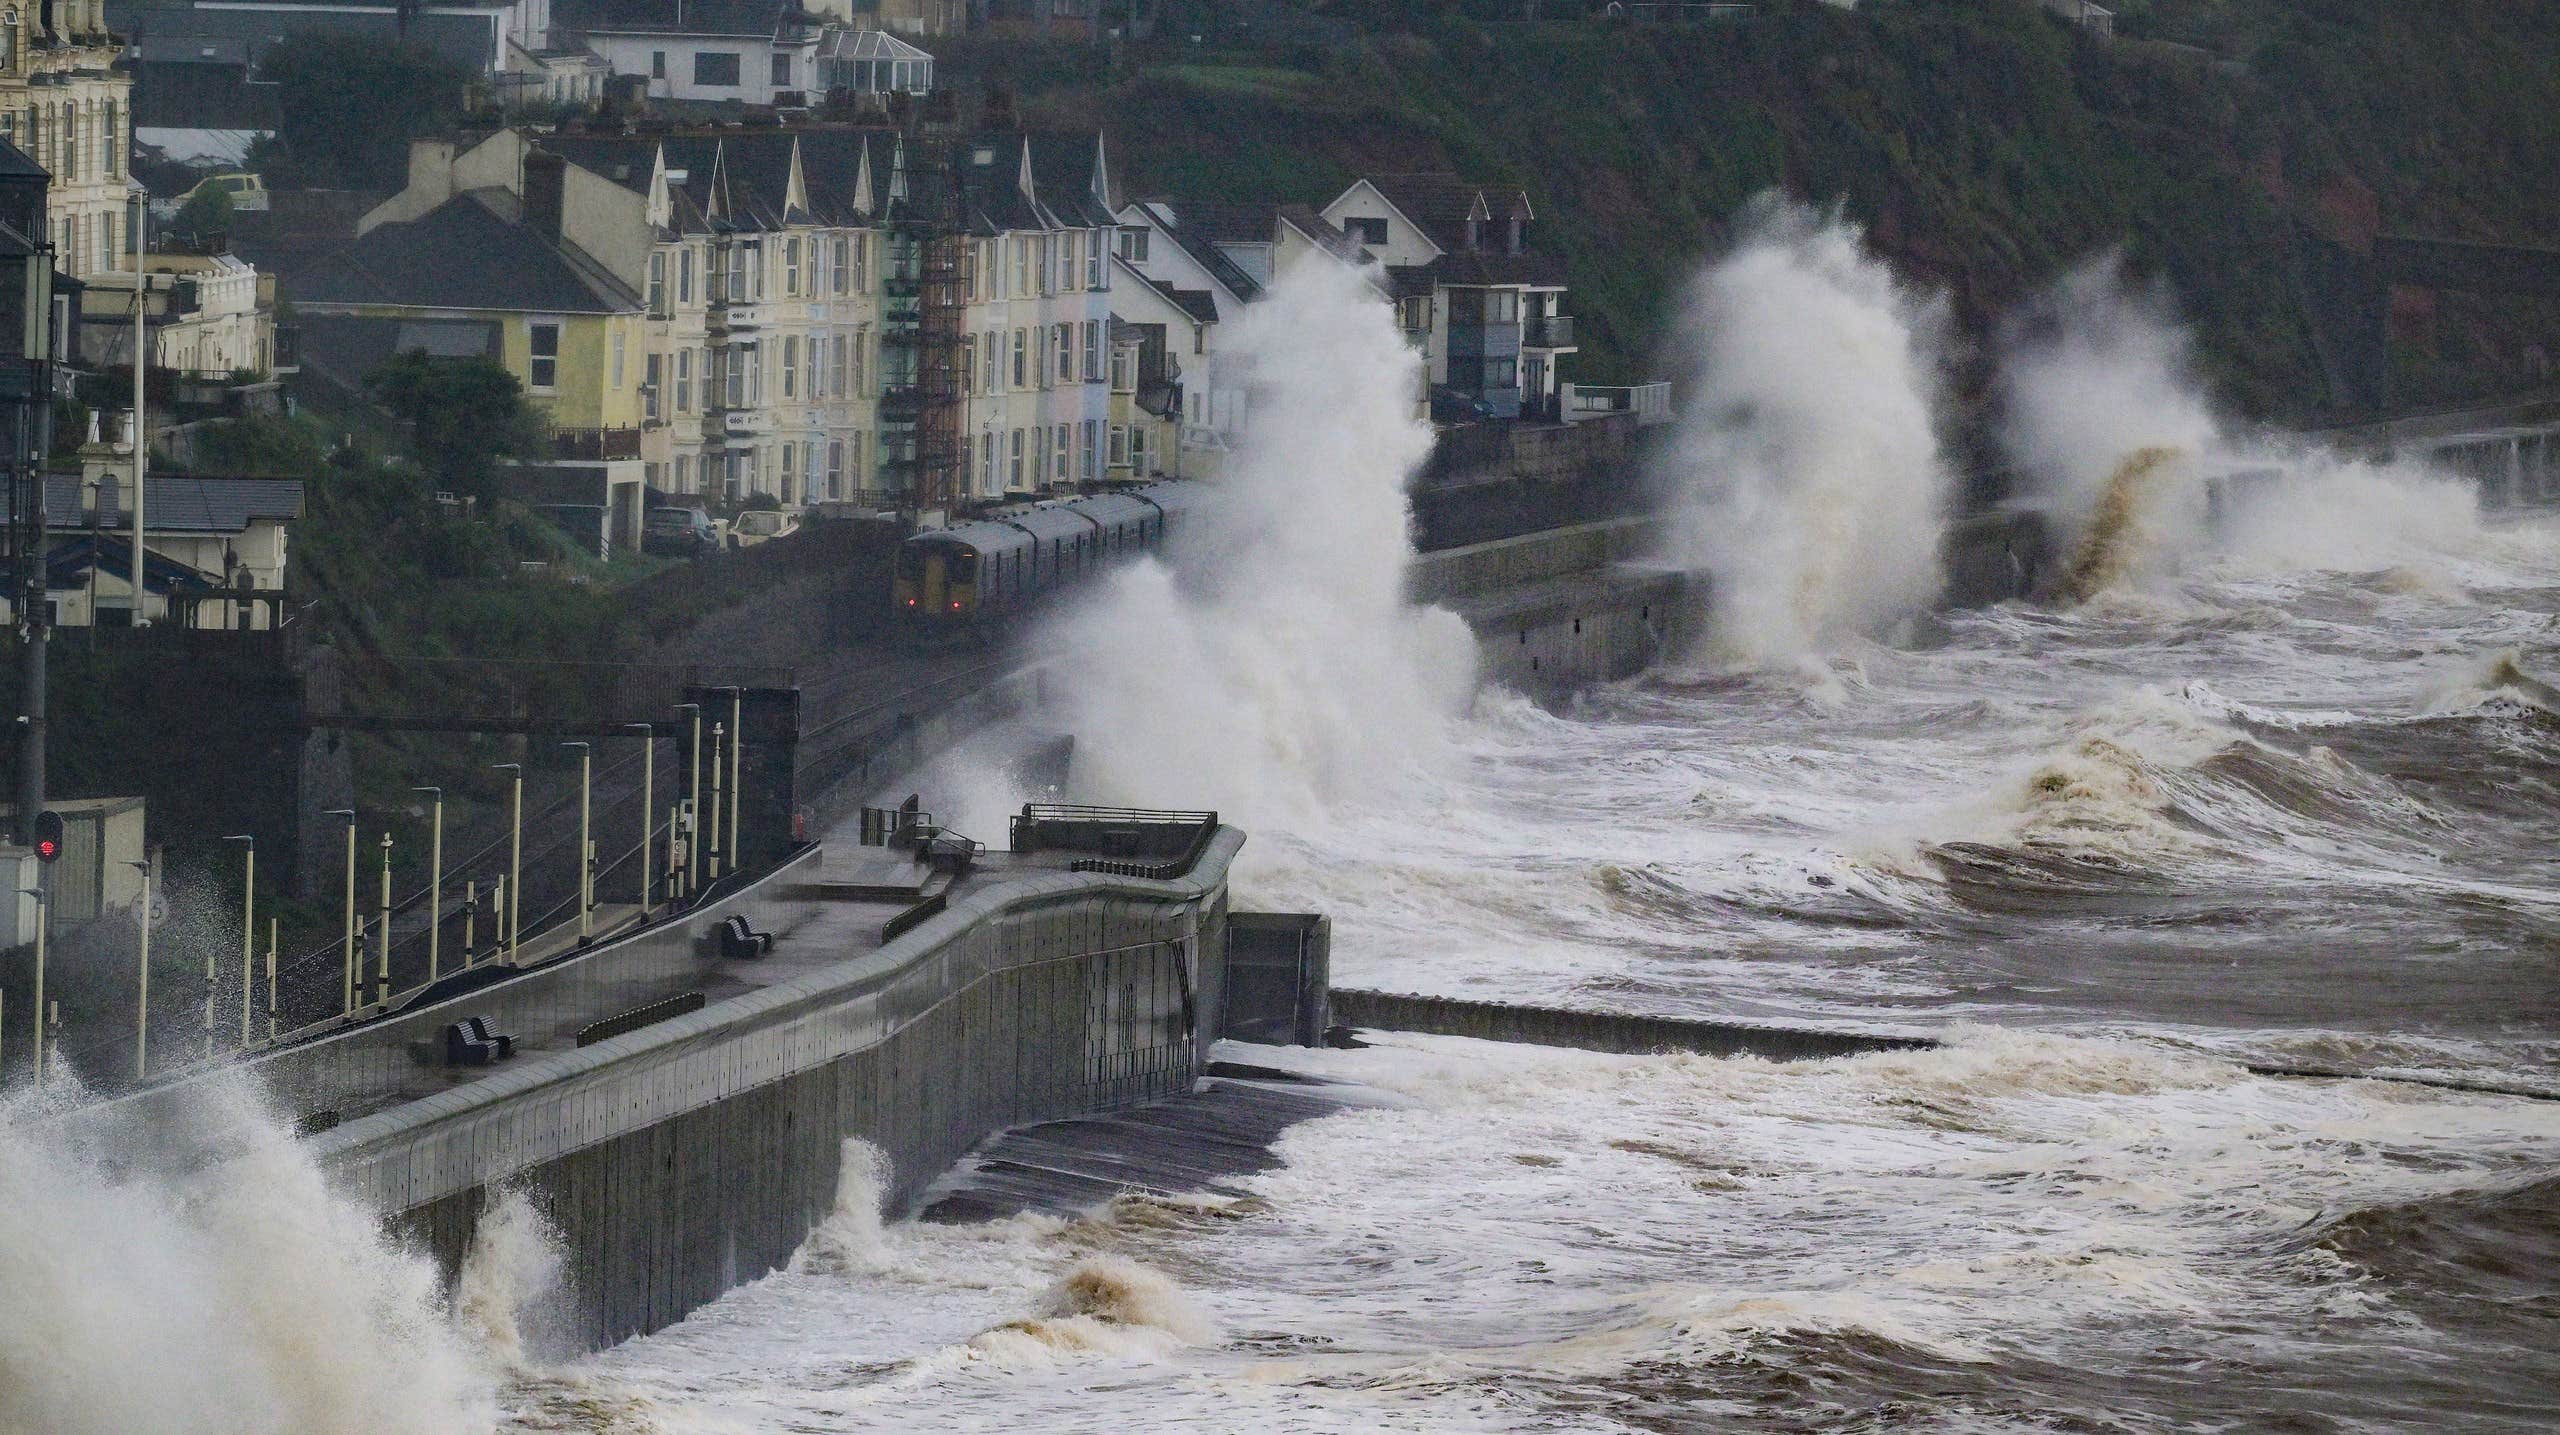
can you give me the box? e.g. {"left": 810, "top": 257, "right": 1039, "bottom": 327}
{"left": 1524, "top": 314, "right": 1575, "bottom": 349}
{"left": 877, "top": 386, "right": 924, "bottom": 422}
{"left": 553, "top": 427, "right": 642, "bottom": 461}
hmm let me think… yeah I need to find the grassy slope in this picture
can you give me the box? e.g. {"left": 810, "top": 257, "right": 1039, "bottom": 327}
{"left": 995, "top": 0, "right": 2560, "bottom": 420}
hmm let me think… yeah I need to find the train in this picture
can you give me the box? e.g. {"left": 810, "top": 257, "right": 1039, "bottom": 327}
{"left": 892, "top": 481, "right": 1207, "bottom": 638}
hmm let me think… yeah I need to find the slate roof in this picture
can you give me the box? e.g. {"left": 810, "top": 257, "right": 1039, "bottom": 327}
{"left": 295, "top": 194, "right": 643, "bottom": 313}
{"left": 1146, "top": 277, "right": 1217, "bottom": 325}
{"left": 45, "top": 473, "right": 304, "bottom": 534}
{"left": 555, "top": 0, "right": 798, "bottom": 37}
{"left": 537, "top": 125, "right": 1109, "bottom": 238}
{"left": 1126, "top": 199, "right": 1261, "bottom": 303}
{"left": 1360, "top": 172, "right": 1534, "bottom": 257}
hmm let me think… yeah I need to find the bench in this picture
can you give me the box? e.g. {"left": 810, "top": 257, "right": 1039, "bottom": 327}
{"left": 443, "top": 1016, "right": 516, "bottom": 1067}
{"left": 717, "top": 914, "right": 775, "bottom": 960}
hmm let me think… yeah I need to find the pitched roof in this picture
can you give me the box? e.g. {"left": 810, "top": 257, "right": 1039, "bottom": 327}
{"left": 1146, "top": 277, "right": 1218, "bottom": 325}
{"left": 295, "top": 193, "right": 643, "bottom": 313}
{"left": 1357, "top": 173, "right": 1534, "bottom": 256}
{"left": 1127, "top": 199, "right": 1262, "bottom": 304}
{"left": 45, "top": 473, "right": 304, "bottom": 534}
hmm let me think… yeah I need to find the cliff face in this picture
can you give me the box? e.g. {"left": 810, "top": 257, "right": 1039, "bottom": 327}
{"left": 995, "top": 0, "right": 2559, "bottom": 421}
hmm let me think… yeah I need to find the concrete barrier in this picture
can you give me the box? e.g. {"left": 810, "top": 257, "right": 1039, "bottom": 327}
{"left": 115, "top": 831, "right": 1252, "bottom": 1354}
{"left": 1331, "top": 989, "right": 1934, "bottom": 1062}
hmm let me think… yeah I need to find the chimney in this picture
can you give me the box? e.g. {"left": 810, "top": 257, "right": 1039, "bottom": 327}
{"left": 525, "top": 149, "right": 568, "bottom": 242}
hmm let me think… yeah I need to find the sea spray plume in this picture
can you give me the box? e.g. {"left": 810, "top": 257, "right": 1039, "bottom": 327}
{"left": 455, "top": 1186, "right": 568, "bottom": 1370}
{"left": 0, "top": 1072, "right": 496, "bottom": 1434}
{"left": 1654, "top": 195, "right": 1955, "bottom": 663}
{"left": 1998, "top": 255, "right": 2221, "bottom": 599}
{"left": 2056, "top": 445, "right": 2191, "bottom": 604}
{"left": 1048, "top": 258, "right": 1477, "bottom": 826}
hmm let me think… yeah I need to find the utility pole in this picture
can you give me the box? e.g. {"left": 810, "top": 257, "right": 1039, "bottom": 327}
{"left": 128, "top": 187, "right": 144, "bottom": 628}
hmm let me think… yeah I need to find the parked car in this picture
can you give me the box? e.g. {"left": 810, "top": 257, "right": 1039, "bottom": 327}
{"left": 727, "top": 509, "right": 801, "bottom": 549}
{"left": 642, "top": 505, "right": 721, "bottom": 558}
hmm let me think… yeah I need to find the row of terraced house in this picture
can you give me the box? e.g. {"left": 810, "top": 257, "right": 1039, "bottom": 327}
{"left": 282, "top": 117, "right": 1583, "bottom": 536}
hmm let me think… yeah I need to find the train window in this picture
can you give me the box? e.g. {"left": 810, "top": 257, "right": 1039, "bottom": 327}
{"left": 896, "top": 546, "right": 925, "bottom": 578}
{"left": 953, "top": 551, "right": 978, "bottom": 582}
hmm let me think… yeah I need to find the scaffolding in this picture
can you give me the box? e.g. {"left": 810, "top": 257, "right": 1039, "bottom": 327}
{"left": 884, "top": 112, "right": 974, "bottom": 520}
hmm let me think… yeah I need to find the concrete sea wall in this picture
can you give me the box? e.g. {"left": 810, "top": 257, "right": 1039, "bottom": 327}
{"left": 154, "top": 833, "right": 1248, "bottom": 1353}
{"left": 1409, "top": 518, "right": 1685, "bottom": 694}
{"left": 1331, "top": 989, "right": 1932, "bottom": 1062}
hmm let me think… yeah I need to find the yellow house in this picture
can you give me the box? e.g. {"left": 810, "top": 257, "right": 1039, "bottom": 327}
{"left": 295, "top": 190, "right": 649, "bottom": 445}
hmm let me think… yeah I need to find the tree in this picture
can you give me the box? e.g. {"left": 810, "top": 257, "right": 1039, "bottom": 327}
{"left": 366, "top": 351, "right": 550, "bottom": 504}
{"left": 256, "top": 37, "right": 469, "bottom": 189}
{"left": 168, "top": 183, "right": 232, "bottom": 246}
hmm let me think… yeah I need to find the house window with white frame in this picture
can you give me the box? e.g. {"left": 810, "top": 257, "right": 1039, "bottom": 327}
{"left": 1081, "top": 322, "right": 1100, "bottom": 384}
{"left": 1054, "top": 424, "right": 1070, "bottom": 482}
{"left": 780, "top": 442, "right": 797, "bottom": 503}
{"left": 528, "top": 322, "right": 561, "bottom": 390}
{"left": 676, "top": 349, "right": 692, "bottom": 411}
{"left": 1008, "top": 428, "right": 1023, "bottom": 488}
{"left": 826, "top": 439, "right": 843, "bottom": 498}
{"left": 781, "top": 336, "right": 798, "bottom": 398}
{"left": 678, "top": 248, "right": 694, "bottom": 305}
{"left": 804, "top": 337, "right": 817, "bottom": 399}
{"left": 832, "top": 334, "right": 848, "bottom": 398}
{"left": 611, "top": 328, "right": 626, "bottom": 388}
{"left": 784, "top": 237, "right": 801, "bottom": 296}
{"left": 1109, "top": 424, "right": 1128, "bottom": 467}
{"left": 979, "top": 431, "right": 994, "bottom": 492}
{"left": 1082, "top": 419, "right": 1099, "bottom": 481}
{"left": 644, "top": 354, "right": 661, "bottom": 419}
{"left": 649, "top": 252, "right": 666, "bottom": 315}
{"left": 1087, "top": 230, "right": 1104, "bottom": 288}
{"left": 1110, "top": 344, "right": 1133, "bottom": 393}
{"left": 1011, "top": 329, "right": 1027, "bottom": 389}
{"left": 1054, "top": 324, "right": 1072, "bottom": 385}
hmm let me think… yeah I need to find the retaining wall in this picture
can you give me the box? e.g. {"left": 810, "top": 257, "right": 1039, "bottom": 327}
{"left": 1408, "top": 519, "right": 1685, "bottom": 694}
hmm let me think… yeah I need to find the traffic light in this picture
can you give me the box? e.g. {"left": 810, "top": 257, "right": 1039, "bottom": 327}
{"left": 31, "top": 809, "right": 61, "bottom": 863}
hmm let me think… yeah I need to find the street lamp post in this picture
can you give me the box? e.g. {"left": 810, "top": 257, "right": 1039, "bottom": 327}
{"left": 412, "top": 787, "right": 443, "bottom": 981}
{"left": 563, "top": 741, "right": 592, "bottom": 942}
{"left": 726, "top": 688, "right": 744, "bottom": 876}
{"left": 707, "top": 720, "right": 725, "bottom": 882}
{"left": 493, "top": 763, "right": 522, "bottom": 962}
{"left": 374, "top": 830, "right": 393, "bottom": 1007}
{"left": 624, "top": 723, "right": 654, "bottom": 915}
{"left": 675, "top": 702, "right": 702, "bottom": 897}
{"left": 325, "top": 808, "right": 355, "bottom": 1014}
{"left": 223, "top": 835, "right": 253, "bottom": 1050}
{"left": 130, "top": 853, "right": 157, "bottom": 1078}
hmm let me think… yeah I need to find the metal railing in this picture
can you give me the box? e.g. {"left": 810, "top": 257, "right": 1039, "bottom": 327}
{"left": 1008, "top": 804, "right": 1220, "bottom": 881}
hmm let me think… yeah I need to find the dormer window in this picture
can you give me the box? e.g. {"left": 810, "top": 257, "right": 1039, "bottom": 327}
{"left": 1465, "top": 218, "right": 1483, "bottom": 252}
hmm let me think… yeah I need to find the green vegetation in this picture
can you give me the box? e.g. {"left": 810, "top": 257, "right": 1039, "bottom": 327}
{"left": 253, "top": 36, "right": 471, "bottom": 190}
{"left": 365, "top": 353, "right": 552, "bottom": 505}
{"left": 992, "top": 0, "right": 2560, "bottom": 418}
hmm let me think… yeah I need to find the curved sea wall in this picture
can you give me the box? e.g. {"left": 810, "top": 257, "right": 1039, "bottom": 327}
{"left": 168, "top": 834, "right": 1248, "bottom": 1354}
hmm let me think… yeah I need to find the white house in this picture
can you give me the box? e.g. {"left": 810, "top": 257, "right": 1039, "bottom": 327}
{"left": 1321, "top": 173, "right": 1574, "bottom": 423}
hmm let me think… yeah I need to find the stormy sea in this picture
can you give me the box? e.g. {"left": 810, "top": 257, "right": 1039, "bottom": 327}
{"left": 472, "top": 225, "right": 2560, "bottom": 1431}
